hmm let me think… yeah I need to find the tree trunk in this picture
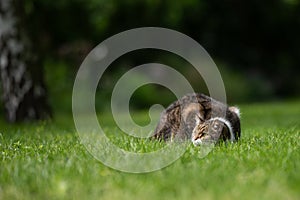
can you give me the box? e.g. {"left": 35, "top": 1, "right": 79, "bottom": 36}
{"left": 0, "top": 0, "right": 51, "bottom": 122}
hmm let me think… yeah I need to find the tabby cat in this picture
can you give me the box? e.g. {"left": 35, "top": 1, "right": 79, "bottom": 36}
{"left": 152, "top": 93, "right": 241, "bottom": 146}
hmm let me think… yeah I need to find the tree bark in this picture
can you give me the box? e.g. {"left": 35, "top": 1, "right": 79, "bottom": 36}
{"left": 0, "top": 0, "right": 51, "bottom": 122}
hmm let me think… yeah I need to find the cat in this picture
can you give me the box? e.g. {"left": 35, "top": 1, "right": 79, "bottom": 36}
{"left": 152, "top": 93, "right": 241, "bottom": 146}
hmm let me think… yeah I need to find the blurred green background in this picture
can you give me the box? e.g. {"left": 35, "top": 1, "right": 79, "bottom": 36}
{"left": 2, "top": 0, "right": 300, "bottom": 115}
{"left": 1, "top": 2, "right": 299, "bottom": 199}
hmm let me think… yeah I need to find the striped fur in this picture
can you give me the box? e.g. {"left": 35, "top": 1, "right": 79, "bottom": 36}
{"left": 152, "top": 93, "right": 241, "bottom": 145}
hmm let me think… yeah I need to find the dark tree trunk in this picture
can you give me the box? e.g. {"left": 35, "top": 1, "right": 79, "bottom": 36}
{"left": 0, "top": 0, "right": 51, "bottom": 122}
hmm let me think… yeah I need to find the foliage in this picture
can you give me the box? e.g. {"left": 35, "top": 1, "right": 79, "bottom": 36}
{"left": 0, "top": 101, "right": 299, "bottom": 199}
{"left": 18, "top": 0, "right": 300, "bottom": 106}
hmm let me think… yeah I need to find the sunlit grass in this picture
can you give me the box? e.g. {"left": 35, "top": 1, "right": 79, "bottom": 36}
{"left": 0, "top": 101, "right": 299, "bottom": 200}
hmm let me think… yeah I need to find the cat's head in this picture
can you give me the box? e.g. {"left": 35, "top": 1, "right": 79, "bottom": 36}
{"left": 191, "top": 107, "right": 240, "bottom": 146}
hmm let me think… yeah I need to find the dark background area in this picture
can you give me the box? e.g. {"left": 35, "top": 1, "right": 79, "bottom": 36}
{"left": 1, "top": 0, "right": 300, "bottom": 116}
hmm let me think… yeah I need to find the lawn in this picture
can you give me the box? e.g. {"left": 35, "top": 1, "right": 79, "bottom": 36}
{"left": 0, "top": 100, "right": 299, "bottom": 200}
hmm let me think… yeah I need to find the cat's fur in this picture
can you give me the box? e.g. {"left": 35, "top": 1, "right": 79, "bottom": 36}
{"left": 152, "top": 93, "right": 241, "bottom": 145}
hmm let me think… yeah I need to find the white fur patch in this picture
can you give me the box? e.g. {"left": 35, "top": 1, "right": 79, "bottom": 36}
{"left": 229, "top": 106, "right": 241, "bottom": 118}
{"left": 192, "top": 139, "right": 203, "bottom": 146}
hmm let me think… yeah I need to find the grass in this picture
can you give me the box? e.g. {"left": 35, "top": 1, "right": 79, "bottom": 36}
{"left": 0, "top": 100, "right": 299, "bottom": 200}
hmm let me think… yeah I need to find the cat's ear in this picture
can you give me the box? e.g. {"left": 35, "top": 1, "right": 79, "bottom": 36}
{"left": 229, "top": 106, "right": 240, "bottom": 118}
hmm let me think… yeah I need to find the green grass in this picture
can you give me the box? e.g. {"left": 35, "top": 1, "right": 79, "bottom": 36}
{"left": 0, "top": 100, "right": 299, "bottom": 200}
